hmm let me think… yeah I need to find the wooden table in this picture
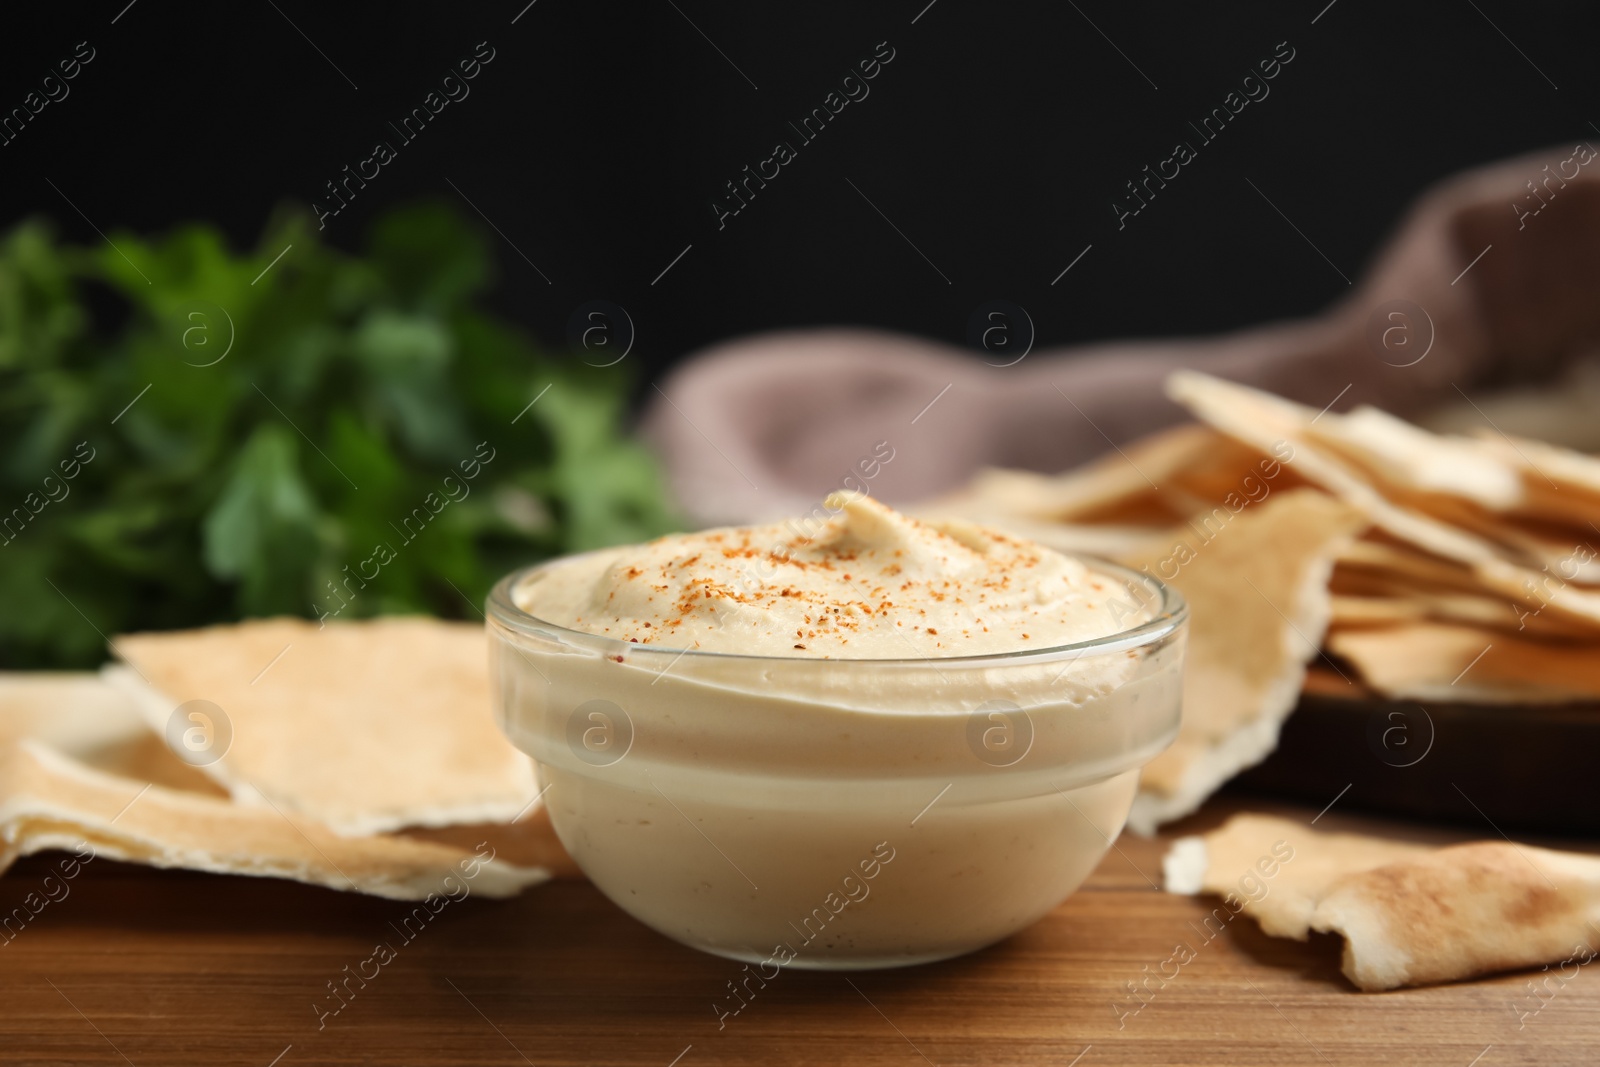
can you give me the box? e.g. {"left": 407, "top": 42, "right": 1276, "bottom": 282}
{"left": 3, "top": 796, "right": 1592, "bottom": 1067}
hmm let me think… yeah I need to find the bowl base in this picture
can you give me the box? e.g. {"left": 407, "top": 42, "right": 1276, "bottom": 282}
{"left": 685, "top": 939, "right": 995, "bottom": 971}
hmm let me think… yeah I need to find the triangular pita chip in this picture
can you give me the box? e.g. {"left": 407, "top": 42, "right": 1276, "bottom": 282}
{"left": 1167, "top": 371, "right": 1501, "bottom": 566}
{"left": 1475, "top": 430, "right": 1600, "bottom": 527}
{"left": 1328, "top": 595, "right": 1429, "bottom": 626}
{"left": 110, "top": 617, "right": 539, "bottom": 836}
{"left": 0, "top": 672, "right": 225, "bottom": 794}
{"left": 966, "top": 423, "right": 1222, "bottom": 523}
{"left": 1306, "top": 405, "right": 1526, "bottom": 511}
{"left": 0, "top": 672, "right": 147, "bottom": 753}
{"left": 1328, "top": 621, "right": 1600, "bottom": 703}
{"left": 1471, "top": 556, "right": 1600, "bottom": 629}
{"left": 1121, "top": 490, "right": 1367, "bottom": 832}
{"left": 1415, "top": 498, "right": 1600, "bottom": 585}
{"left": 916, "top": 424, "right": 1241, "bottom": 532}
{"left": 1327, "top": 572, "right": 1570, "bottom": 636}
{"left": 1335, "top": 538, "right": 1486, "bottom": 592}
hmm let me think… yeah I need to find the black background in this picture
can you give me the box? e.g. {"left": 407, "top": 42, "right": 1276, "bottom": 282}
{"left": 3, "top": 0, "right": 1595, "bottom": 385}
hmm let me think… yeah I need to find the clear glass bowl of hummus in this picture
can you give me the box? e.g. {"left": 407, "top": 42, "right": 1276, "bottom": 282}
{"left": 488, "top": 495, "right": 1186, "bottom": 970}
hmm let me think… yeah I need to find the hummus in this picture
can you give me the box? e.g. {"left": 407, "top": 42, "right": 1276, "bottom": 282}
{"left": 491, "top": 494, "right": 1185, "bottom": 967}
{"left": 513, "top": 492, "right": 1132, "bottom": 658}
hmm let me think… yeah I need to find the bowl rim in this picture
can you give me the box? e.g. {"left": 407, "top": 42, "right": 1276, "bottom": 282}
{"left": 486, "top": 552, "right": 1187, "bottom": 668}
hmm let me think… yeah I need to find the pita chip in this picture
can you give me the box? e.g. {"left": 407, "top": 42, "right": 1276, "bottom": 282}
{"left": 1328, "top": 595, "right": 1429, "bottom": 626}
{"left": 109, "top": 617, "right": 540, "bottom": 836}
{"left": 1335, "top": 538, "right": 1486, "bottom": 593}
{"left": 1121, "top": 490, "right": 1367, "bottom": 833}
{"left": 1162, "top": 432, "right": 1311, "bottom": 506}
{"left": 1166, "top": 371, "right": 1501, "bottom": 567}
{"left": 1471, "top": 555, "right": 1600, "bottom": 630}
{"left": 1168, "top": 372, "right": 1600, "bottom": 626}
{"left": 1328, "top": 566, "right": 1571, "bottom": 636}
{"left": 0, "top": 671, "right": 574, "bottom": 886}
{"left": 920, "top": 424, "right": 1238, "bottom": 532}
{"left": 1191, "top": 384, "right": 1544, "bottom": 528}
{"left": 1482, "top": 430, "right": 1600, "bottom": 494}
{"left": 404, "top": 809, "right": 582, "bottom": 880}
{"left": 1475, "top": 430, "right": 1600, "bottom": 528}
{"left": 1305, "top": 405, "right": 1526, "bottom": 512}
{"left": 983, "top": 517, "right": 1171, "bottom": 560}
{"left": 1162, "top": 813, "right": 1428, "bottom": 941}
{"left": 1166, "top": 813, "right": 1600, "bottom": 991}
{"left": 0, "top": 673, "right": 146, "bottom": 753}
{"left": 1313, "top": 842, "right": 1600, "bottom": 991}
{"left": 1328, "top": 621, "right": 1600, "bottom": 703}
{"left": 0, "top": 741, "right": 547, "bottom": 900}
{"left": 951, "top": 466, "right": 1173, "bottom": 527}
{"left": 1415, "top": 490, "right": 1600, "bottom": 574}
{"left": 982, "top": 423, "right": 1223, "bottom": 522}
{"left": 934, "top": 465, "right": 1177, "bottom": 530}
{"left": 0, "top": 672, "right": 225, "bottom": 794}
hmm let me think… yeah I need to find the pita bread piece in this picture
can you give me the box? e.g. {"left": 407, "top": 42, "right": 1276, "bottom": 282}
{"left": 1475, "top": 430, "right": 1600, "bottom": 528}
{"left": 1471, "top": 556, "right": 1600, "bottom": 631}
{"left": 1328, "top": 621, "right": 1600, "bottom": 703}
{"left": 1304, "top": 405, "right": 1526, "bottom": 512}
{"left": 403, "top": 808, "right": 581, "bottom": 880}
{"left": 1163, "top": 813, "right": 1428, "bottom": 940}
{"left": 1409, "top": 495, "right": 1600, "bottom": 586}
{"left": 1313, "top": 841, "right": 1600, "bottom": 991}
{"left": 0, "top": 672, "right": 225, "bottom": 795}
{"left": 110, "top": 617, "right": 539, "bottom": 836}
{"left": 1166, "top": 371, "right": 1501, "bottom": 567}
{"left": 1161, "top": 431, "right": 1311, "bottom": 509}
{"left": 1328, "top": 570, "right": 1572, "bottom": 637}
{"left": 1121, "top": 490, "right": 1368, "bottom": 832}
{"left": 966, "top": 515, "right": 1173, "bottom": 560}
{"left": 0, "top": 741, "right": 547, "bottom": 900}
{"left": 1169, "top": 372, "right": 1600, "bottom": 632}
{"left": 1328, "top": 595, "right": 1429, "bottom": 626}
{"left": 924, "top": 424, "right": 1242, "bottom": 531}
{"left": 1166, "top": 813, "right": 1600, "bottom": 991}
{"left": 1035, "top": 422, "right": 1308, "bottom": 526}
{"left": 942, "top": 464, "right": 1179, "bottom": 529}
{"left": 1335, "top": 537, "right": 1486, "bottom": 593}
{"left": 0, "top": 673, "right": 145, "bottom": 753}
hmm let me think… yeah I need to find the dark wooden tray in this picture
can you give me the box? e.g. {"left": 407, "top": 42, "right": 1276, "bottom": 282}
{"left": 1230, "top": 670, "right": 1600, "bottom": 835}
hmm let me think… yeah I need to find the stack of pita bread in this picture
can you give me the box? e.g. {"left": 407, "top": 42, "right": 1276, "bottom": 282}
{"left": 927, "top": 369, "right": 1600, "bottom": 989}
{"left": 0, "top": 618, "right": 575, "bottom": 900}
{"left": 924, "top": 370, "right": 1600, "bottom": 831}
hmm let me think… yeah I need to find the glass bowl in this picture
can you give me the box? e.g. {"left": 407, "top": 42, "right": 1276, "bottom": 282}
{"left": 488, "top": 554, "right": 1186, "bottom": 970}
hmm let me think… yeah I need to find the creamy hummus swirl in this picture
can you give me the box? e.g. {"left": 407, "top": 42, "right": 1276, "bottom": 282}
{"left": 512, "top": 492, "right": 1136, "bottom": 658}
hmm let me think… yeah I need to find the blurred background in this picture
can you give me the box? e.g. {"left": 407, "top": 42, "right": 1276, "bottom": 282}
{"left": 3, "top": 0, "right": 1598, "bottom": 667}
{"left": 7, "top": 1, "right": 1599, "bottom": 375}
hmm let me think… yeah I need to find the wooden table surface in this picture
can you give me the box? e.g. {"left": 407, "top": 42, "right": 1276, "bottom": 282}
{"left": 3, "top": 795, "right": 1593, "bottom": 1067}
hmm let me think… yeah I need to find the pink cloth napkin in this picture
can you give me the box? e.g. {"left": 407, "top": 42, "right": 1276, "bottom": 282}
{"left": 643, "top": 146, "right": 1600, "bottom": 525}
